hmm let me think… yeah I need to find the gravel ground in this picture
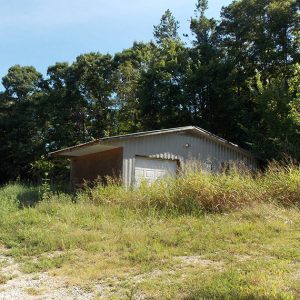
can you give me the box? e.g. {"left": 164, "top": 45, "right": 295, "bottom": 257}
{"left": 0, "top": 251, "right": 222, "bottom": 299}
{"left": 0, "top": 254, "right": 95, "bottom": 300}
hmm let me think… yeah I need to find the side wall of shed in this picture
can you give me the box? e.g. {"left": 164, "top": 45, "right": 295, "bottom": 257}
{"left": 122, "top": 132, "right": 257, "bottom": 186}
{"left": 70, "top": 147, "right": 123, "bottom": 189}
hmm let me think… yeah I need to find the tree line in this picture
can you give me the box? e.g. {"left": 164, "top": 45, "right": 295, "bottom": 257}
{"left": 0, "top": 0, "right": 299, "bottom": 183}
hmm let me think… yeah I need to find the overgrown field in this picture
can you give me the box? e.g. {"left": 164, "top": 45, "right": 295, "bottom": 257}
{"left": 1, "top": 165, "right": 300, "bottom": 299}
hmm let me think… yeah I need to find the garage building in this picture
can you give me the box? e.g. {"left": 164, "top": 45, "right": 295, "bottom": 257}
{"left": 49, "top": 126, "right": 258, "bottom": 189}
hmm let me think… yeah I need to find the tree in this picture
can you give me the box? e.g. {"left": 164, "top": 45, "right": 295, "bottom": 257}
{"left": 134, "top": 12, "right": 192, "bottom": 130}
{"left": 0, "top": 66, "right": 44, "bottom": 182}
{"left": 153, "top": 9, "right": 180, "bottom": 44}
{"left": 42, "top": 62, "right": 88, "bottom": 150}
{"left": 72, "top": 53, "right": 117, "bottom": 138}
{"left": 2, "top": 65, "right": 43, "bottom": 101}
{"left": 213, "top": 0, "right": 300, "bottom": 152}
{"left": 184, "top": 0, "right": 241, "bottom": 142}
{"left": 219, "top": 0, "right": 299, "bottom": 76}
{"left": 114, "top": 42, "right": 153, "bottom": 133}
{"left": 289, "top": 64, "right": 300, "bottom": 127}
{"left": 247, "top": 71, "right": 298, "bottom": 159}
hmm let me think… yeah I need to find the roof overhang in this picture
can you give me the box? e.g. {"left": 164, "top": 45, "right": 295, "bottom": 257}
{"left": 49, "top": 142, "right": 119, "bottom": 157}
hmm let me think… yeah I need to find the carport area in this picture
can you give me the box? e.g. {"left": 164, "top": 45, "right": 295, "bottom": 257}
{"left": 50, "top": 141, "right": 123, "bottom": 190}
{"left": 70, "top": 147, "right": 123, "bottom": 189}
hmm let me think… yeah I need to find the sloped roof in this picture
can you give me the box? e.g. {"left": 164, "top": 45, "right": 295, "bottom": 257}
{"left": 49, "top": 126, "right": 256, "bottom": 158}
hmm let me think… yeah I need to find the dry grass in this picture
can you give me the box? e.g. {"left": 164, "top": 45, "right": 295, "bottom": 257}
{"left": 25, "top": 287, "right": 44, "bottom": 296}
{"left": 0, "top": 275, "right": 9, "bottom": 285}
{"left": 81, "top": 162, "right": 300, "bottom": 213}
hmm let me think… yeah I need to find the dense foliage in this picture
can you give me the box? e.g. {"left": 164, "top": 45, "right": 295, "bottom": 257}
{"left": 0, "top": 0, "right": 299, "bottom": 183}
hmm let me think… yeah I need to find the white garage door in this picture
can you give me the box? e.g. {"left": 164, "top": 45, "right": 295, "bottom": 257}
{"left": 134, "top": 157, "right": 177, "bottom": 186}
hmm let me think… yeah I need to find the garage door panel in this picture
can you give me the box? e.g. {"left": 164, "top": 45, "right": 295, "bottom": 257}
{"left": 134, "top": 157, "right": 177, "bottom": 186}
{"left": 135, "top": 169, "right": 144, "bottom": 178}
{"left": 145, "top": 170, "right": 155, "bottom": 178}
{"left": 156, "top": 170, "right": 166, "bottom": 178}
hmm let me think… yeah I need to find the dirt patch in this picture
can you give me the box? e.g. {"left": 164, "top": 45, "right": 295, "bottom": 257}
{"left": 0, "top": 252, "right": 224, "bottom": 299}
{"left": 176, "top": 255, "right": 222, "bottom": 267}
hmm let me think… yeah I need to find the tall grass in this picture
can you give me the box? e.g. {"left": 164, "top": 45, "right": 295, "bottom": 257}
{"left": 79, "top": 162, "right": 300, "bottom": 214}
{"left": 1, "top": 163, "right": 299, "bottom": 216}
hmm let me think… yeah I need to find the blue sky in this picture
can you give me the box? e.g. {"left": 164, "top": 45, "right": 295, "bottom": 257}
{"left": 0, "top": 0, "right": 232, "bottom": 85}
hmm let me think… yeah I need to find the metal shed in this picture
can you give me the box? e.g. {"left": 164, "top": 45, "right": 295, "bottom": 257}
{"left": 49, "top": 126, "right": 258, "bottom": 188}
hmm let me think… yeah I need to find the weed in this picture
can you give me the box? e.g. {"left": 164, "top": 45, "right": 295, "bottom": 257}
{"left": 25, "top": 287, "right": 43, "bottom": 296}
{"left": 0, "top": 275, "right": 9, "bottom": 285}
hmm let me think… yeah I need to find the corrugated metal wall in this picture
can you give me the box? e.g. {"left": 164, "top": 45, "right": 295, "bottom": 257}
{"left": 120, "top": 132, "right": 257, "bottom": 186}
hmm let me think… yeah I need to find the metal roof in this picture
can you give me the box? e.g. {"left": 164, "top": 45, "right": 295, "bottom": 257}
{"left": 49, "top": 126, "right": 256, "bottom": 158}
